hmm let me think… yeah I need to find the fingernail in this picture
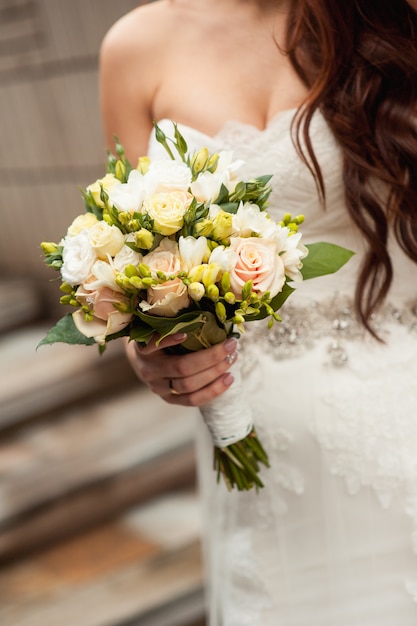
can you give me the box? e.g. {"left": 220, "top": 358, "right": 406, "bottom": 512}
{"left": 223, "top": 373, "right": 234, "bottom": 387}
{"left": 224, "top": 337, "right": 237, "bottom": 353}
{"left": 172, "top": 333, "right": 187, "bottom": 341}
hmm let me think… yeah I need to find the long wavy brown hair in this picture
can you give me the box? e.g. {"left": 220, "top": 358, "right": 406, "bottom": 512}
{"left": 286, "top": 0, "right": 417, "bottom": 336}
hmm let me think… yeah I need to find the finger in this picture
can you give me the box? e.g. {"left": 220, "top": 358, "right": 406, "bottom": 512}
{"left": 166, "top": 350, "right": 238, "bottom": 396}
{"left": 162, "top": 371, "right": 235, "bottom": 407}
{"left": 165, "top": 337, "right": 238, "bottom": 380}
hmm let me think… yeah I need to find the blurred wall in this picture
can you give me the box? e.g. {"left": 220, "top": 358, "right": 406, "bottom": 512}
{"left": 0, "top": 0, "right": 146, "bottom": 313}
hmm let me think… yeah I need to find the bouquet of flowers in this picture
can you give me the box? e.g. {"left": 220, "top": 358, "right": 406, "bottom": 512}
{"left": 40, "top": 122, "right": 353, "bottom": 491}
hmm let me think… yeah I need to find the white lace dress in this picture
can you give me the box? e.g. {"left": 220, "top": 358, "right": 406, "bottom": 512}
{"left": 148, "top": 112, "right": 417, "bottom": 626}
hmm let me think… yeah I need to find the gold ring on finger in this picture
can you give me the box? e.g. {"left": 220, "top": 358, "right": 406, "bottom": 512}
{"left": 169, "top": 379, "right": 181, "bottom": 395}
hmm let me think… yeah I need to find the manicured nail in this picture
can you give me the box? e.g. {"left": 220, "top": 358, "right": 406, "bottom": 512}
{"left": 224, "top": 337, "right": 237, "bottom": 353}
{"left": 172, "top": 333, "right": 187, "bottom": 342}
{"left": 223, "top": 373, "right": 234, "bottom": 387}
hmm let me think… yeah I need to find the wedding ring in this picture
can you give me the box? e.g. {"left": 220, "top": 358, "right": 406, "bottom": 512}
{"left": 226, "top": 352, "right": 236, "bottom": 365}
{"left": 169, "top": 379, "right": 181, "bottom": 395}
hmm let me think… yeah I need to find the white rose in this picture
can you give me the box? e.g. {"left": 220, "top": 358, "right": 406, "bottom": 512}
{"left": 61, "top": 232, "right": 97, "bottom": 286}
{"left": 228, "top": 236, "right": 286, "bottom": 298}
{"left": 232, "top": 203, "right": 277, "bottom": 239}
{"left": 179, "top": 235, "right": 208, "bottom": 271}
{"left": 88, "top": 221, "right": 125, "bottom": 259}
{"left": 281, "top": 232, "right": 309, "bottom": 282}
{"left": 108, "top": 169, "right": 145, "bottom": 212}
{"left": 67, "top": 213, "right": 98, "bottom": 237}
{"left": 144, "top": 160, "right": 192, "bottom": 195}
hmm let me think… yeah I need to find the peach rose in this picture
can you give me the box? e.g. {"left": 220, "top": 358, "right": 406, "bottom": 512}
{"left": 229, "top": 236, "right": 286, "bottom": 298}
{"left": 73, "top": 284, "right": 132, "bottom": 344}
{"left": 139, "top": 277, "right": 190, "bottom": 317}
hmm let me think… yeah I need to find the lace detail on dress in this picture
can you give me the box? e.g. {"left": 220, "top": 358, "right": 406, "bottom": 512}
{"left": 222, "top": 529, "right": 273, "bottom": 626}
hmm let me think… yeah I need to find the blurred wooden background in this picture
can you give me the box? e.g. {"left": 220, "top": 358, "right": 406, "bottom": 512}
{"left": 0, "top": 2, "right": 205, "bottom": 625}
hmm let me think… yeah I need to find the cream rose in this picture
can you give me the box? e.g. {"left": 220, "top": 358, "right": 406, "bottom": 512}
{"left": 228, "top": 236, "right": 286, "bottom": 298}
{"left": 88, "top": 221, "right": 125, "bottom": 259}
{"left": 86, "top": 173, "right": 121, "bottom": 208}
{"left": 143, "top": 191, "right": 191, "bottom": 235}
{"left": 67, "top": 213, "right": 98, "bottom": 237}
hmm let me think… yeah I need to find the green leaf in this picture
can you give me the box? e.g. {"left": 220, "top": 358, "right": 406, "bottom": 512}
{"left": 301, "top": 242, "right": 354, "bottom": 281}
{"left": 214, "top": 183, "right": 230, "bottom": 205}
{"left": 181, "top": 311, "right": 228, "bottom": 351}
{"left": 253, "top": 174, "right": 273, "bottom": 186}
{"left": 134, "top": 310, "right": 207, "bottom": 344}
{"left": 37, "top": 314, "right": 96, "bottom": 348}
{"left": 218, "top": 201, "right": 240, "bottom": 214}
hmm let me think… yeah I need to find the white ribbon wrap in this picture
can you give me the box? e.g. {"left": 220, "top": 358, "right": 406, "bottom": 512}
{"left": 199, "top": 361, "right": 254, "bottom": 447}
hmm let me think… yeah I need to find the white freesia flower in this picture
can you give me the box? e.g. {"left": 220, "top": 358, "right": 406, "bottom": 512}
{"left": 216, "top": 150, "right": 245, "bottom": 176}
{"left": 208, "top": 204, "right": 222, "bottom": 219}
{"left": 113, "top": 238, "right": 143, "bottom": 272}
{"left": 144, "top": 159, "right": 192, "bottom": 195}
{"left": 209, "top": 245, "right": 238, "bottom": 272}
{"left": 88, "top": 221, "right": 125, "bottom": 259}
{"left": 82, "top": 259, "right": 121, "bottom": 292}
{"left": 274, "top": 224, "right": 292, "bottom": 252}
{"left": 232, "top": 202, "right": 277, "bottom": 239}
{"left": 108, "top": 169, "right": 145, "bottom": 212}
{"left": 190, "top": 170, "right": 226, "bottom": 203}
{"left": 281, "top": 232, "right": 309, "bottom": 282}
{"left": 191, "top": 151, "right": 243, "bottom": 201}
{"left": 61, "top": 232, "right": 97, "bottom": 286}
{"left": 179, "top": 235, "right": 208, "bottom": 271}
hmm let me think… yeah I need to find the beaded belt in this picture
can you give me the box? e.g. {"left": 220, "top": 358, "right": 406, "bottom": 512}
{"left": 239, "top": 294, "right": 417, "bottom": 367}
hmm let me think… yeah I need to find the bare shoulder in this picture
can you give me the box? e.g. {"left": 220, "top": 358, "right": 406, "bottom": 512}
{"left": 99, "top": 1, "right": 183, "bottom": 158}
{"left": 100, "top": 1, "right": 187, "bottom": 60}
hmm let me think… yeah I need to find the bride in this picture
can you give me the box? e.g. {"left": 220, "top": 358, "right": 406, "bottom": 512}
{"left": 99, "top": 1, "right": 417, "bottom": 624}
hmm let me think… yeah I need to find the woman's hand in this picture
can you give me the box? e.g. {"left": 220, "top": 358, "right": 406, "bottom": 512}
{"left": 125, "top": 333, "right": 238, "bottom": 407}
